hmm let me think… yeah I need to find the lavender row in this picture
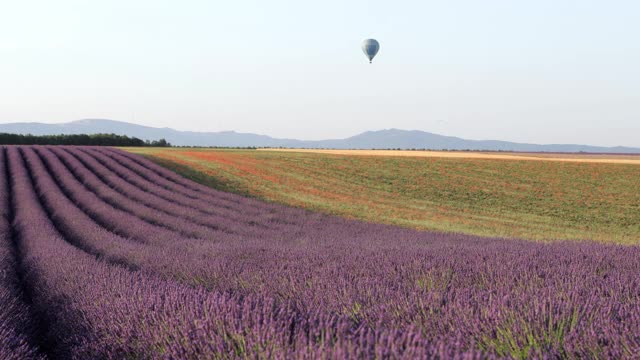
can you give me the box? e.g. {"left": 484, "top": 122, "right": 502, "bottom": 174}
{"left": 93, "top": 146, "right": 328, "bottom": 227}
{"left": 58, "top": 147, "right": 292, "bottom": 237}
{"left": 88, "top": 146, "right": 381, "bottom": 240}
{"left": 0, "top": 149, "right": 42, "bottom": 359}
{"left": 89, "top": 147, "right": 268, "bottom": 215}
{"left": 8, "top": 145, "right": 484, "bottom": 359}
{"left": 83, "top": 144, "right": 356, "bottom": 237}
{"left": 24, "top": 145, "right": 328, "bottom": 298}
{"left": 20, "top": 146, "right": 257, "bottom": 289}
{"left": 102, "top": 147, "right": 283, "bottom": 211}
{"left": 54, "top": 146, "right": 240, "bottom": 233}
{"left": 35, "top": 147, "right": 230, "bottom": 240}
{"left": 80, "top": 147, "right": 260, "bottom": 217}
{"left": 22, "top": 147, "right": 193, "bottom": 245}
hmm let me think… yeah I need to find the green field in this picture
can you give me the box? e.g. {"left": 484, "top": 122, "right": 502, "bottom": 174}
{"left": 125, "top": 148, "right": 640, "bottom": 244}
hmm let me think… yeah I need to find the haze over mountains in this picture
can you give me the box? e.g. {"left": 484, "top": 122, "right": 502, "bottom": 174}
{"left": 1, "top": 119, "right": 639, "bottom": 153}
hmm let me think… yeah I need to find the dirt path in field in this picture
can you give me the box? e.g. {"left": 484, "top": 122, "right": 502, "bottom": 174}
{"left": 259, "top": 149, "right": 640, "bottom": 165}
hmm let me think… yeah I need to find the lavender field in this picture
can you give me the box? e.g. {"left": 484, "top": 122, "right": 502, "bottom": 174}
{"left": 1, "top": 145, "right": 639, "bottom": 359}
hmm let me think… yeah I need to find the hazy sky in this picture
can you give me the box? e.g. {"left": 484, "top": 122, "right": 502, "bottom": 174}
{"left": 1, "top": 1, "right": 639, "bottom": 146}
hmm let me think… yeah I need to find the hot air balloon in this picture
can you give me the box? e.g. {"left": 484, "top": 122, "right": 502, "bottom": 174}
{"left": 361, "top": 39, "right": 380, "bottom": 63}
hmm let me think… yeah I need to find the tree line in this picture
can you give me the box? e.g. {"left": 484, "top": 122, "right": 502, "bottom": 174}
{"left": 0, "top": 133, "right": 171, "bottom": 147}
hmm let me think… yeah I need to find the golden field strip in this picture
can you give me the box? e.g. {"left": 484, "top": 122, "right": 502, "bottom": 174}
{"left": 259, "top": 148, "right": 640, "bottom": 165}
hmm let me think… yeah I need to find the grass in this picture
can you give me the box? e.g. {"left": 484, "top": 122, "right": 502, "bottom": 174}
{"left": 124, "top": 147, "right": 640, "bottom": 244}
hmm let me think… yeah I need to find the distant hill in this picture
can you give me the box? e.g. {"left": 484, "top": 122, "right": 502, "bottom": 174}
{"left": 1, "top": 119, "right": 639, "bottom": 153}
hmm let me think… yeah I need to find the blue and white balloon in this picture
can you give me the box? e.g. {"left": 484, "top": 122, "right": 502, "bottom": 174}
{"left": 361, "top": 39, "right": 380, "bottom": 63}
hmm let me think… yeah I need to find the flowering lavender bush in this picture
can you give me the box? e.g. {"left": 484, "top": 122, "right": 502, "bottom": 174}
{"left": 0, "top": 145, "right": 638, "bottom": 359}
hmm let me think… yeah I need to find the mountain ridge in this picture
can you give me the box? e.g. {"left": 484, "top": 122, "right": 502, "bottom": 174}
{"left": 1, "top": 119, "right": 638, "bottom": 153}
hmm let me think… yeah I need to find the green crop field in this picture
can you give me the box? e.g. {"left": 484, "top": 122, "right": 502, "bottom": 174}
{"left": 126, "top": 148, "right": 640, "bottom": 244}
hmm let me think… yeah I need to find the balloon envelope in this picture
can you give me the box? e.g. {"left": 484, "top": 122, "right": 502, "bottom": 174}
{"left": 361, "top": 39, "right": 380, "bottom": 63}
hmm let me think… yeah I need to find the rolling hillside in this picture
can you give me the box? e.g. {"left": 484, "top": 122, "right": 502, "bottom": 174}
{"left": 128, "top": 147, "right": 640, "bottom": 244}
{"left": 2, "top": 119, "right": 639, "bottom": 152}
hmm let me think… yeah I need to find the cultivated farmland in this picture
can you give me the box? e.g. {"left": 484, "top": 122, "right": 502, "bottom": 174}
{"left": 128, "top": 148, "right": 640, "bottom": 244}
{"left": 1, "top": 145, "right": 639, "bottom": 358}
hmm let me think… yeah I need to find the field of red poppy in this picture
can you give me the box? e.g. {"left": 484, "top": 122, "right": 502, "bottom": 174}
{"left": 127, "top": 148, "right": 640, "bottom": 244}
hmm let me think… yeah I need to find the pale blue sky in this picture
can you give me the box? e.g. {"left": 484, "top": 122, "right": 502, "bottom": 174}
{"left": 1, "top": 1, "right": 638, "bottom": 146}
